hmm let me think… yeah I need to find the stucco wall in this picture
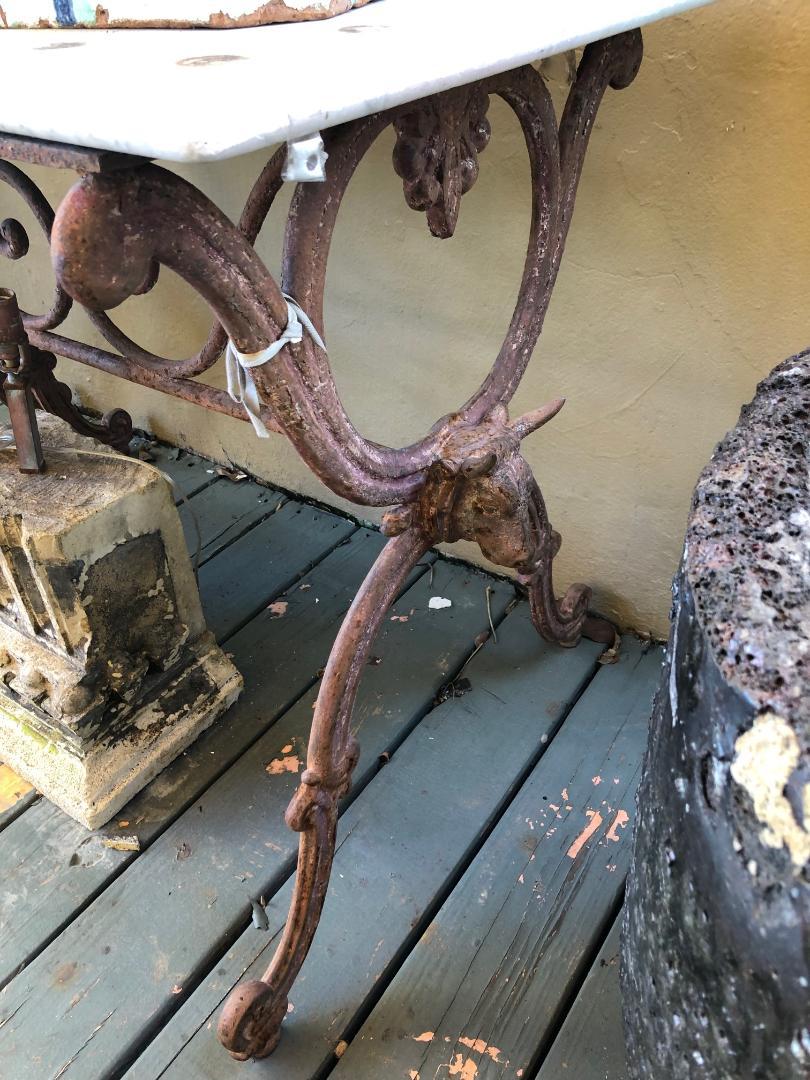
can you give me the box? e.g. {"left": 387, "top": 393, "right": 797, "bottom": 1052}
{"left": 4, "top": 0, "right": 808, "bottom": 638}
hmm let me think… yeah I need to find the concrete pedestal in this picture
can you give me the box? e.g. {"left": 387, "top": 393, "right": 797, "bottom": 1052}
{"left": 0, "top": 418, "right": 242, "bottom": 828}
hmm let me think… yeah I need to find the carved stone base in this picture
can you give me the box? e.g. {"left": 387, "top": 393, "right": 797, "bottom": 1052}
{"left": 0, "top": 633, "right": 240, "bottom": 828}
{"left": 0, "top": 415, "right": 242, "bottom": 828}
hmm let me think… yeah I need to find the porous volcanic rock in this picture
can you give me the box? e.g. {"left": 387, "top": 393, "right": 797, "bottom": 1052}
{"left": 622, "top": 352, "right": 809, "bottom": 1079}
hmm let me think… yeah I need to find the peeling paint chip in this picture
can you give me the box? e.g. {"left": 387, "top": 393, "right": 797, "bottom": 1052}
{"left": 566, "top": 810, "right": 603, "bottom": 859}
{"left": 428, "top": 596, "right": 452, "bottom": 610}
{"left": 267, "top": 600, "right": 288, "bottom": 617}
{"left": 448, "top": 1054, "right": 478, "bottom": 1079}
{"left": 606, "top": 809, "right": 629, "bottom": 843}
{"left": 265, "top": 754, "right": 302, "bottom": 776}
{"left": 458, "top": 1037, "right": 504, "bottom": 1062}
{"left": 412, "top": 1031, "right": 435, "bottom": 1043}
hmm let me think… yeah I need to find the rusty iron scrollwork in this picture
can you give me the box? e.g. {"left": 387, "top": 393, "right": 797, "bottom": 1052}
{"left": 0, "top": 29, "right": 642, "bottom": 1060}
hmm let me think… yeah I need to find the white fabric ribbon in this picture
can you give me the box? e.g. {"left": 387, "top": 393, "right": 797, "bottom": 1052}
{"left": 225, "top": 293, "right": 326, "bottom": 438}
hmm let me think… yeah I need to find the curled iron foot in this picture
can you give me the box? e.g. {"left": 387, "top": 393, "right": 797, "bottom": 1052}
{"left": 217, "top": 980, "right": 289, "bottom": 1061}
{"left": 217, "top": 532, "right": 429, "bottom": 1060}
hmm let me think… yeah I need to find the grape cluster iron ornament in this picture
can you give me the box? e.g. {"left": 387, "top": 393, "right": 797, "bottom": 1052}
{"left": 0, "top": 30, "right": 642, "bottom": 1060}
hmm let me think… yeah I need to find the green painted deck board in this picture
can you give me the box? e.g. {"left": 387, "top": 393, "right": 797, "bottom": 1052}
{"left": 197, "top": 501, "right": 357, "bottom": 641}
{"left": 330, "top": 640, "right": 659, "bottom": 1080}
{"left": 537, "top": 915, "right": 627, "bottom": 1079}
{"left": 0, "top": 559, "right": 514, "bottom": 1078}
{"left": 176, "top": 478, "right": 284, "bottom": 566}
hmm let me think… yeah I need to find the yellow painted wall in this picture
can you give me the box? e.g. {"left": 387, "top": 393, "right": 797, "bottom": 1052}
{"left": 4, "top": 0, "right": 809, "bottom": 637}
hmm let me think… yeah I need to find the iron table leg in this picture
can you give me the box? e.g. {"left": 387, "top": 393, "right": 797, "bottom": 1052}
{"left": 0, "top": 29, "right": 643, "bottom": 1058}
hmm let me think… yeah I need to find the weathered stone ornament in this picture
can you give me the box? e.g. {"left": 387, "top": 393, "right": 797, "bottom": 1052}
{"left": 622, "top": 354, "right": 810, "bottom": 1077}
{"left": 0, "top": 416, "right": 242, "bottom": 829}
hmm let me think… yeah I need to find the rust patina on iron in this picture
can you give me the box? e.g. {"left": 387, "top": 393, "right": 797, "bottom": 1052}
{"left": 0, "top": 29, "right": 643, "bottom": 1060}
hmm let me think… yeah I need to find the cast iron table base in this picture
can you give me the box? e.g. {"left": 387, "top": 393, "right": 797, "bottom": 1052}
{"left": 0, "top": 30, "right": 642, "bottom": 1060}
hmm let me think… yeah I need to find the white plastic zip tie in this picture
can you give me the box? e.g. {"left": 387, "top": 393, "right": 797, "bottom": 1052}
{"left": 225, "top": 293, "right": 326, "bottom": 438}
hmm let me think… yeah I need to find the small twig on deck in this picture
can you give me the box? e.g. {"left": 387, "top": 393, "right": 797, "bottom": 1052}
{"left": 485, "top": 585, "right": 498, "bottom": 644}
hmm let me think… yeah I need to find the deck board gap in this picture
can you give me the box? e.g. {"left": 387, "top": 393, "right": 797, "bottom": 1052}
{"left": 523, "top": 886, "right": 627, "bottom": 1080}
{"left": 216, "top": 525, "right": 362, "bottom": 644}
{"left": 188, "top": 492, "right": 290, "bottom": 571}
{"left": 145, "top": 445, "right": 224, "bottom": 503}
{"left": 364, "top": 588, "right": 519, "bottom": 780}
{"left": 192, "top": 495, "right": 285, "bottom": 569}
{"left": 0, "top": 788, "right": 40, "bottom": 834}
{"left": 535, "top": 910, "right": 627, "bottom": 1079}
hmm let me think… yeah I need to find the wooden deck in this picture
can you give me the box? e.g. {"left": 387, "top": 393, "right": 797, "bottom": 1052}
{"left": 0, "top": 445, "right": 658, "bottom": 1080}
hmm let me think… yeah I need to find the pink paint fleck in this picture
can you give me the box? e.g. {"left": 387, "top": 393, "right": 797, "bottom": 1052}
{"left": 518, "top": 873, "right": 524, "bottom": 884}
{"left": 457, "top": 1037, "right": 503, "bottom": 1062}
{"left": 412, "top": 1031, "right": 434, "bottom": 1043}
{"left": 267, "top": 600, "right": 288, "bottom": 617}
{"left": 592, "top": 775, "right": 602, "bottom": 785}
{"left": 549, "top": 803, "right": 560, "bottom": 812}
{"left": 448, "top": 1055, "right": 478, "bottom": 1079}
{"left": 265, "top": 754, "right": 301, "bottom": 775}
{"left": 561, "top": 788, "right": 569, "bottom": 801}
{"left": 606, "top": 809, "right": 630, "bottom": 842}
{"left": 567, "top": 810, "right": 604, "bottom": 859}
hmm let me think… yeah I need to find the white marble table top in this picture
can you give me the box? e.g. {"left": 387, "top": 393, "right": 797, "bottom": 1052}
{"left": 0, "top": 0, "right": 716, "bottom": 162}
